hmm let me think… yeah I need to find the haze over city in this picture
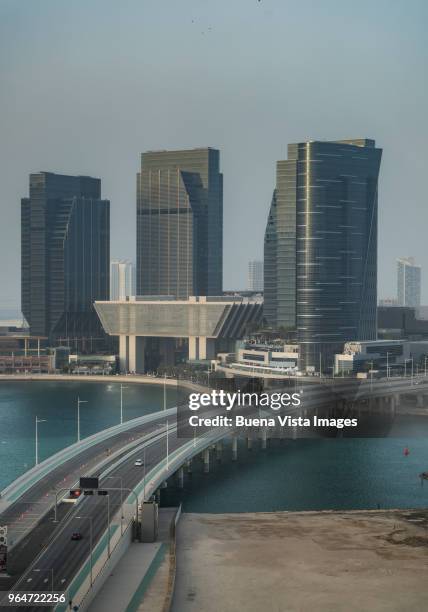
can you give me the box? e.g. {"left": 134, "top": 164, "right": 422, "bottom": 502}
{"left": 1, "top": 0, "right": 427, "bottom": 313}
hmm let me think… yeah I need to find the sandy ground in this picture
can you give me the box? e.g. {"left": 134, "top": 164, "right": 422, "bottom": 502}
{"left": 172, "top": 510, "right": 428, "bottom": 612}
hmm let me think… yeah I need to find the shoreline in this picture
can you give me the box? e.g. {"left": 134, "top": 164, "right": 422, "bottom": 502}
{"left": 0, "top": 373, "right": 179, "bottom": 386}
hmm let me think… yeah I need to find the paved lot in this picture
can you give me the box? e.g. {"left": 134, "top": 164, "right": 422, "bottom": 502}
{"left": 172, "top": 510, "right": 428, "bottom": 612}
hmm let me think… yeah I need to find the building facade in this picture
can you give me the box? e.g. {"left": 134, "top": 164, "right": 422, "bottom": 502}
{"left": 136, "top": 148, "right": 223, "bottom": 299}
{"left": 397, "top": 257, "right": 421, "bottom": 307}
{"left": 110, "top": 260, "right": 136, "bottom": 300}
{"left": 264, "top": 139, "right": 382, "bottom": 371}
{"left": 248, "top": 260, "right": 264, "bottom": 292}
{"left": 21, "top": 172, "right": 110, "bottom": 350}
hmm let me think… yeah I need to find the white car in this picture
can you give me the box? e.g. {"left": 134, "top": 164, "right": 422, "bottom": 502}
{"left": 134, "top": 459, "right": 144, "bottom": 467}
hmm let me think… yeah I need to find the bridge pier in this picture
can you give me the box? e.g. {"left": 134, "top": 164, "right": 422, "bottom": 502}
{"left": 216, "top": 441, "right": 223, "bottom": 461}
{"left": 232, "top": 436, "right": 238, "bottom": 461}
{"left": 417, "top": 393, "right": 424, "bottom": 408}
{"left": 186, "top": 459, "right": 192, "bottom": 474}
{"left": 178, "top": 467, "right": 184, "bottom": 488}
{"left": 261, "top": 428, "right": 268, "bottom": 450}
{"left": 247, "top": 435, "right": 253, "bottom": 451}
{"left": 203, "top": 448, "right": 210, "bottom": 473}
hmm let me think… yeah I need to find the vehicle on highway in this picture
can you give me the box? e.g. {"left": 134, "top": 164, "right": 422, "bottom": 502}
{"left": 134, "top": 458, "right": 144, "bottom": 466}
{"left": 71, "top": 532, "right": 83, "bottom": 541}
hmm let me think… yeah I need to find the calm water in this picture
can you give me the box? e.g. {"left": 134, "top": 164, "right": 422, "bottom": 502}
{"left": 0, "top": 381, "right": 181, "bottom": 489}
{"left": 1, "top": 382, "right": 428, "bottom": 512}
{"left": 162, "top": 421, "right": 428, "bottom": 512}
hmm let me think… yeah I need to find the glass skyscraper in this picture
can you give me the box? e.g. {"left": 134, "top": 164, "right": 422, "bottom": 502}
{"left": 136, "top": 148, "right": 223, "bottom": 299}
{"left": 397, "top": 257, "right": 421, "bottom": 307}
{"left": 264, "top": 139, "right": 382, "bottom": 371}
{"left": 21, "top": 172, "right": 110, "bottom": 349}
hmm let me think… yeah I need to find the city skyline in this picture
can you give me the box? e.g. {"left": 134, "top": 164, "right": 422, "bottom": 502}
{"left": 1, "top": 1, "right": 427, "bottom": 312}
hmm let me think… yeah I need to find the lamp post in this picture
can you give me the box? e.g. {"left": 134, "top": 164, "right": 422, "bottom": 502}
{"left": 163, "top": 375, "right": 167, "bottom": 411}
{"left": 105, "top": 475, "right": 124, "bottom": 535}
{"left": 76, "top": 515, "right": 93, "bottom": 587}
{"left": 120, "top": 384, "right": 127, "bottom": 424}
{"left": 35, "top": 417, "right": 47, "bottom": 466}
{"left": 166, "top": 420, "right": 169, "bottom": 471}
{"left": 77, "top": 397, "right": 87, "bottom": 443}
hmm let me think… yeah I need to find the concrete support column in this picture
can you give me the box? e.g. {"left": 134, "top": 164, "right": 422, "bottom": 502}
{"left": 119, "top": 335, "right": 128, "bottom": 373}
{"left": 232, "top": 436, "right": 238, "bottom": 461}
{"left": 189, "top": 336, "right": 198, "bottom": 361}
{"left": 128, "top": 335, "right": 136, "bottom": 373}
{"left": 186, "top": 459, "right": 192, "bottom": 474}
{"left": 178, "top": 467, "right": 184, "bottom": 488}
{"left": 203, "top": 448, "right": 210, "bottom": 473}
{"left": 417, "top": 393, "right": 424, "bottom": 408}
{"left": 247, "top": 435, "right": 252, "bottom": 450}
{"left": 261, "top": 428, "right": 268, "bottom": 450}
{"left": 216, "top": 441, "right": 222, "bottom": 461}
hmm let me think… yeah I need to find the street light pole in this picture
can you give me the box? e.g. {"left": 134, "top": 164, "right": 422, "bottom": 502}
{"left": 166, "top": 420, "right": 169, "bottom": 471}
{"left": 120, "top": 384, "right": 127, "bottom": 424}
{"left": 163, "top": 375, "right": 167, "bottom": 411}
{"left": 35, "top": 417, "right": 47, "bottom": 466}
{"left": 77, "top": 397, "right": 87, "bottom": 443}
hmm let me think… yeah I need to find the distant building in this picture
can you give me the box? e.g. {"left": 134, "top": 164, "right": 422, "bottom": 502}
{"left": 397, "top": 257, "right": 421, "bottom": 307}
{"left": 334, "top": 339, "right": 428, "bottom": 376}
{"left": 136, "top": 148, "right": 223, "bottom": 299}
{"left": 110, "top": 260, "right": 135, "bottom": 300}
{"left": 21, "top": 172, "right": 110, "bottom": 351}
{"left": 248, "top": 260, "right": 263, "bottom": 292}
{"left": 264, "top": 139, "right": 382, "bottom": 372}
{"left": 378, "top": 306, "right": 428, "bottom": 340}
{"left": 379, "top": 298, "right": 398, "bottom": 307}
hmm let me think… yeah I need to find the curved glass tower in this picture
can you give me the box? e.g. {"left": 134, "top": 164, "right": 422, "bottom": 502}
{"left": 264, "top": 139, "right": 382, "bottom": 371}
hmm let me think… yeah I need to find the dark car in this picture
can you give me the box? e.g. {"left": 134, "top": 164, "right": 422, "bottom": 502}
{"left": 71, "top": 532, "right": 83, "bottom": 541}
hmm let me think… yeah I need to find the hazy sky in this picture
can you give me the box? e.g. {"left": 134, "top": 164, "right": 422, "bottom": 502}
{"left": 1, "top": 0, "right": 427, "bottom": 314}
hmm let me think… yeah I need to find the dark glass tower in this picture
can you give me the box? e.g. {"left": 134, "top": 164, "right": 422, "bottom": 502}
{"left": 21, "top": 172, "right": 110, "bottom": 350}
{"left": 136, "top": 148, "right": 223, "bottom": 298}
{"left": 264, "top": 139, "right": 382, "bottom": 371}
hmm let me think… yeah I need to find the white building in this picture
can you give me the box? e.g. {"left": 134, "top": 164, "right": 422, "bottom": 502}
{"left": 397, "top": 257, "right": 421, "bottom": 307}
{"left": 248, "top": 260, "right": 263, "bottom": 292}
{"left": 110, "top": 260, "right": 136, "bottom": 301}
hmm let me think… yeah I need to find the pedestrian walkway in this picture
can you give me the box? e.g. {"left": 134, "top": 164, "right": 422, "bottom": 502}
{"left": 88, "top": 508, "right": 177, "bottom": 612}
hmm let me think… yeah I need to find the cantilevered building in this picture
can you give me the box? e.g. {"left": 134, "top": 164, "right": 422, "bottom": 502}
{"left": 136, "top": 148, "right": 223, "bottom": 299}
{"left": 264, "top": 139, "right": 382, "bottom": 371}
{"left": 21, "top": 172, "right": 110, "bottom": 350}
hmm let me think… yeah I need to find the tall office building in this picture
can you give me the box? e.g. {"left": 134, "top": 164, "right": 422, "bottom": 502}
{"left": 264, "top": 139, "right": 382, "bottom": 371}
{"left": 136, "top": 148, "right": 223, "bottom": 299}
{"left": 397, "top": 257, "right": 421, "bottom": 307}
{"left": 21, "top": 172, "right": 110, "bottom": 349}
{"left": 110, "top": 260, "right": 136, "bottom": 300}
{"left": 248, "top": 260, "right": 264, "bottom": 292}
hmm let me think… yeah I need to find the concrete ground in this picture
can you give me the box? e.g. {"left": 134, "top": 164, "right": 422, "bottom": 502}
{"left": 172, "top": 510, "right": 428, "bottom": 612}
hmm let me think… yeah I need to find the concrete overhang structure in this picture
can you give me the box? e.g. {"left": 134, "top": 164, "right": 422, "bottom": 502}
{"left": 94, "top": 296, "right": 263, "bottom": 373}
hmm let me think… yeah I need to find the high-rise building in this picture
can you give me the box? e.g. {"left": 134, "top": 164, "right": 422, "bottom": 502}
{"left": 136, "top": 148, "right": 223, "bottom": 299}
{"left": 264, "top": 139, "right": 382, "bottom": 371}
{"left": 397, "top": 257, "right": 421, "bottom": 307}
{"left": 110, "top": 260, "right": 136, "bottom": 300}
{"left": 248, "top": 260, "right": 264, "bottom": 292}
{"left": 21, "top": 172, "right": 110, "bottom": 349}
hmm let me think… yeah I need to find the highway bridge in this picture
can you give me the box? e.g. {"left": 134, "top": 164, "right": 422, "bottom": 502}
{"left": 1, "top": 375, "right": 428, "bottom": 611}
